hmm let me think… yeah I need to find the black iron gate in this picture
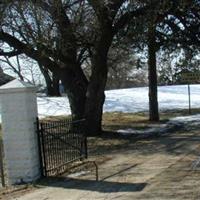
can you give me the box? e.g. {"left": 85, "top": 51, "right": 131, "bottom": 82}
{"left": 37, "top": 118, "right": 88, "bottom": 177}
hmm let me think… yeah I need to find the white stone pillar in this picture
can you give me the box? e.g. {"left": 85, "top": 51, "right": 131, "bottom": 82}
{"left": 0, "top": 79, "right": 41, "bottom": 185}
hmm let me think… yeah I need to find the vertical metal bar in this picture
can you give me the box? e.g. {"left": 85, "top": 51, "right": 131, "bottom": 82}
{"left": 77, "top": 123, "right": 80, "bottom": 159}
{"left": 40, "top": 123, "right": 47, "bottom": 177}
{"left": 58, "top": 121, "right": 61, "bottom": 171}
{"left": 69, "top": 120, "right": 72, "bottom": 163}
{"left": 36, "top": 118, "right": 44, "bottom": 178}
{"left": 74, "top": 121, "right": 77, "bottom": 160}
{"left": 70, "top": 120, "right": 72, "bottom": 163}
{"left": 80, "top": 137, "right": 83, "bottom": 161}
{"left": 63, "top": 120, "right": 65, "bottom": 165}
{"left": 57, "top": 121, "right": 60, "bottom": 173}
{"left": 188, "top": 84, "right": 191, "bottom": 114}
{"left": 82, "top": 120, "right": 87, "bottom": 159}
{"left": 84, "top": 137, "right": 88, "bottom": 159}
{"left": 44, "top": 122, "right": 48, "bottom": 176}
{"left": 93, "top": 161, "right": 99, "bottom": 181}
{"left": 61, "top": 120, "right": 65, "bottom": 173}
{"left": 0, "top": 139, "right": 5, "bottom": 187}
{"left": 73, "top": 121, "right": 76, "bottom": 160}
{"left": 73, "top": 121, "right": 75, "bottom": 160}
{"left": 68, "top": 120, "right": 71, "bottom": 162}
{"left": 47, "top": 122, "right": 51, "bottom": 176}
{"left": 52, "top": 121, "right": 56, "bottom": 175}
{"left": 51, "top": 121, "right": 55, "bottom": 175}
{"left": 57, "top": 121, "right": 61, "bottom": 173}
{"left": 65, "top": 120, "right": 68, "bottom": 164}
{"left": 65, "top": 120, "right": 68, "bottom": 166}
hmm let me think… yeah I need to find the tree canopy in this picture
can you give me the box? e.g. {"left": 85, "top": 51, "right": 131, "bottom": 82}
{"left": 0, "top": 0, "right": 199, "bottom": 135}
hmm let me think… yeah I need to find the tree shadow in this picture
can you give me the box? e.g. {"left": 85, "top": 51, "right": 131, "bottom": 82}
{"left": 101, "top": 164, "right": 138, "bottom": 181}
{"left": 39, "top": 177, "right": 147, "bottom": 193}
{"left": 88, "top": 126, "right": 200, "bottom": 158}
{"left": 38, "top": 163, "right": 147, "bottom": 193}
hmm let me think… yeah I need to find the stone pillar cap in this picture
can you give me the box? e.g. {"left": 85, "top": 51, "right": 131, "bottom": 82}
{"left": 0, "top": 79, "right": 36, "bottom": 94}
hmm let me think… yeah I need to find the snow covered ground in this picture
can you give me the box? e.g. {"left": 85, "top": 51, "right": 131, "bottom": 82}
{"left": 1, "top": 84, "right": 200, "bottom": 135}
{"left": 105, "top": 84, "right": 200, "bottom": 113}
{"left": 1, "top": 84, "right": 200, "bottom": 122}
{"left": 33, "top": 84, "right": 200, "bottom": 136}
{"left": 37, "top": 84, "right": 200, "bottom": 118}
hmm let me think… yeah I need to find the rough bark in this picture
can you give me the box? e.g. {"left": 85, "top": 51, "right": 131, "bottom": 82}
{"left": 84, "top": 28, "right": 113, "bottom": 135}
{"left": 84, "top": 57, "right": 107, "bottom": 135}
{"left": 38, "top": 63, "right": 61, "bottom": 96}
{"left": 46, "top": 73, "right": 60, "bottom": 97}
{"left": 59, "top": 66, "right": 88, "bottom": 121}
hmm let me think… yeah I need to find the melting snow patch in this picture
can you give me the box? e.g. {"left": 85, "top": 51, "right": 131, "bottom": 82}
{"left": 191, "top": 157, "right": 200, "bottom": 170}
{"left": 169, "top": 114, "right": 200, "bottom": 130}
{"left": 117, "top": 114, "right": 200, "bottom": 137}
{"left": 117, "top": 124, "right": 169, "bottom": 136}
{"left": 170, "top": 114, "right": 200, "bottom": 123}
{"left": 67, "top": 171, "right": 90, "bottom": 178}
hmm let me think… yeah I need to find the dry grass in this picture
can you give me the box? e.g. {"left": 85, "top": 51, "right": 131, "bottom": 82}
{"left": 26, "top": 108, "right": 200, "bottom": 132}
{"left": 102, "top": 108, "right": 200, "bottom": 132}
{"left": 102, "top": 112, "right": 149, "bottom": 131}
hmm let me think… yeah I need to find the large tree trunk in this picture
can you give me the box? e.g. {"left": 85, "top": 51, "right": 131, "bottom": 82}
{"left": 38, "top": 63, "right": 61, "bottom": 96}
{"left": 45, "top": 73, "right": 61, "bottom": 97}
{"left": 84, "top": 29, "right": 113, "bottom": 136}
{"left": 85, "top": 58, "right": 107, "bottom": 135}
{"left": 148, "top": 23, "right": 159, "bottom": 121}
{"left": 59, "top": 67, "right": 88, "bottom": 120}
{"left": 51, "top": 72, "right": 60, "bottom": 96}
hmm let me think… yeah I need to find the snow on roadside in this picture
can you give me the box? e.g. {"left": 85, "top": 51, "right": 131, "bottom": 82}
{"left": 170, "top": 114, "right": 200, "bottom": 123}
{"left": 117, "top": 114, "right": 200, "bottom": 136}
{"left": 117, "top": 124, "right": 173, "bottom": 136}
{"left": 117, "top": 124, "right": 167, "bottom": 135}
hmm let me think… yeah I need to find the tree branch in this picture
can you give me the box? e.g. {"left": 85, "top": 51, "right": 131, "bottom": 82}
{"left": 88, "top": 0, "right": 125, "bottom": 27}
{"left": 0, "top": 49, "right": 21, "bottom": 57}
{"left": 0, "top": 31, "right": 59, "bottom": 72}
{"left": 113, "top": 5, "right": 148, "bottom": 33}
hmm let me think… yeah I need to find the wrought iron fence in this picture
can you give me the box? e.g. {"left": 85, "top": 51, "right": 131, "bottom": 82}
{"left": 37, "top": 118, "right": 88, "bottom": 177}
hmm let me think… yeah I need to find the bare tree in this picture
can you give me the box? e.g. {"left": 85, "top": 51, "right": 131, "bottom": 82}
{"left": 0, "top": 0, "right": 198, "bottom": 134}
{"left": 0, "top": 0, "right": 148, "bottom": 135}
{"left": 0, "top": 54, "right": 44, "bottom": 85}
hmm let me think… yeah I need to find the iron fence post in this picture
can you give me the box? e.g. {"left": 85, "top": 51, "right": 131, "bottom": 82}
{"left": 36, "top": 117, "right": 45, "bottom": 177}
{"left": 40, "top": 123, "right": 48, "bottom": 177}
{"left": 0, "top": 139, "right": 5, "bottom": 187}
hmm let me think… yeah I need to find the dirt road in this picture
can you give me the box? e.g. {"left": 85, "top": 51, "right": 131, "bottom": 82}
{"left": 3, "top": 129, "right": 200, "bottom": 200}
